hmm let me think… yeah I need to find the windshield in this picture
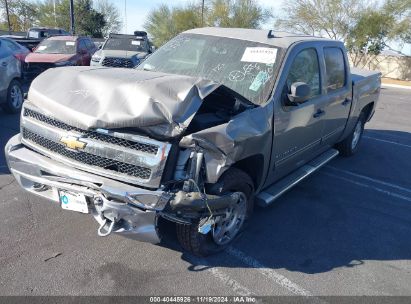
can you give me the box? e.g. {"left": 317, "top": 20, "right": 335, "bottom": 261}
{"left": 28, "top": 30, "right": 47, "bottom": 39}
{"left": 35, "top": 40, "right": 76, "bottom": 54}
{"left": 137, "top": 34, "right": 281, "bottom": 104}
{"left": 103, "top": 38, "right": 148, "bottom": 52}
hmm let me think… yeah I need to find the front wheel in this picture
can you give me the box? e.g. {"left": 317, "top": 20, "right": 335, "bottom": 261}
{"left": 336, "top": 113, "right": 365, "bottom": 156}
{"left": 176, "top": 168, "right": 254, "bottom": 256}
{"left": 2, "top": 79, "right": 23, "bottom": 114}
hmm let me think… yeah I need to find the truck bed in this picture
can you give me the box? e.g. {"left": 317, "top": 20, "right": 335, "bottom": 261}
{"left": 351, "top": 67, "right": 381, "bottom": 117}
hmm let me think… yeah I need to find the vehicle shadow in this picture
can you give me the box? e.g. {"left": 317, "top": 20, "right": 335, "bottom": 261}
{"left": 161, "top": 129, "right": 411, "bottom": 274}
{"left": 0, "top": 109, "right": 20, "bottom": 175}
{"left": 1, "top": 106, "right": 411, "bottom": 274}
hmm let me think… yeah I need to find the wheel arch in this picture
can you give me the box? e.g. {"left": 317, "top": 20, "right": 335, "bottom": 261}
{"left": 231, "top": 154, "right": 265, "bottom": 192}
{"left": 361, "top": 102, "right": 375, "bottom": 122}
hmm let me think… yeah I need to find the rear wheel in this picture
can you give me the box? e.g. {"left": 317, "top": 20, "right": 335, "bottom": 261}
{"left": 176, "top": 168, "right": 254, "bottom": 256}
{"left": 336, "top": 113, "right": 365, "bottom": 156}
{"left": 2, "top": 79, "right": 23, "bottom": 114}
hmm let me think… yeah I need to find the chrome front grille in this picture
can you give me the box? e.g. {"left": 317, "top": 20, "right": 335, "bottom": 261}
{"left": 24, "top": 107, "right": 79, "bottom": 131}
{"left": 102, "top": 57, "right": 134, "bottom": 68}
{"left": 22, "top": 128, "right": 152, "bottom": 180}
{"left": 23, "top": 108, "right": 158, "bottom": 155}
{"left": 21, "top": 103, "right": 171, "bottom": 188}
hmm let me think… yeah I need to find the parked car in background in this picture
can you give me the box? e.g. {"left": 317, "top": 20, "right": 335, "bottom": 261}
{"left": 24, "top": 36, "right": 97, "bottom": 79}
{"left": 0, "top": 39, "right": 24, "bottom": 113}
{"left": 0, "top": 37, "right": 30, "bottom": 69}
{"left": 3, "top": 27, "right": 70, "bottom": 51}
{"left": 91, "top": 31, "right": 152, "bottom": 68}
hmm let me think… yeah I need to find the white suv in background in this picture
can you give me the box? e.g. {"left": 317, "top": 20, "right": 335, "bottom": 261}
{"left": 91, "top": 31, "right": 152, "bottom": 68}
{"left": 0, "top": 38, "right": 25, "bottom": 114}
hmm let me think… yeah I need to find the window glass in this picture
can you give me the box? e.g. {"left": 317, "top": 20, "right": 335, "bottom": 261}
{"left": 286, "top": 48, "right": 320, "bottom": 97}
{"left": 103, "top": 38, "right": 149, "bottom": 52}
{"left": 49, "top": 29, "right": 59, "bottom": 35}
{"left": 324, "top": 47, "right": 346, "bottom": 91}
{"left": 4, "top": 40, "right": 20, "bottom": 51}
{"left": 79, "top": 40, "right": 87, "bottom": 52}
{"left": 137, "top": 34, "right": 281, "bottom": 105}
{"left": 35, "top": 39, "right": 76, "bottom": 54}
{"left": 87, "top": 39, "right": 95, "bottom": 50}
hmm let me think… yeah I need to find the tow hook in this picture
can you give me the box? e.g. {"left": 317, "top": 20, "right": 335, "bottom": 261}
{"left": 97, "top": 218, "right": 115, "bottom": 237}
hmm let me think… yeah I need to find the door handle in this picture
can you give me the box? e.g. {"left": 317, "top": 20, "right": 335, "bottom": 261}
{"left": 313, "top": 109, "right": 325, "bottom": 118}
{"left": 342, "top": 98, "right": 351, "bottom": 106}
{"left": 1, "top": 62, "right": 7, "bottom": 67}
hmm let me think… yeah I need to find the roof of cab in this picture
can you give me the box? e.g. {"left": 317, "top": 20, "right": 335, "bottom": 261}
{"left": 183, "top": 27, "right": 338, "bottom": 48}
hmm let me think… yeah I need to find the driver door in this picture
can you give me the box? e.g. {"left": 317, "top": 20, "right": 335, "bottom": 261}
{"left": 266, "top": 46, "right": 329, "bottom": 184}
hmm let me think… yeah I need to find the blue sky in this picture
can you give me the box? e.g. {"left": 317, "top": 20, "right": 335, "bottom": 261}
{"left": 109, "top": 0, "right": 283, "bottom": 33}
{"left": 2, "top": 0, "right": 407, "bottom": 53}
{"left": 108, "top": 0, "right": 410, "bottom": 55}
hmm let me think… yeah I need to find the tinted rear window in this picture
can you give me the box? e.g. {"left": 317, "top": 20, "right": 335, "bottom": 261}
{"left": 324, "top": 47, "right": 346, "bottom": 91}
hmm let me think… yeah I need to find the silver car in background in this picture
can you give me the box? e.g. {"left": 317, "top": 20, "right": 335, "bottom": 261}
{"left": 90, "top": 31, "right": 152, "bottom": 68}
{"left": 0, "top": 38, "right": 25, "bottom": 114}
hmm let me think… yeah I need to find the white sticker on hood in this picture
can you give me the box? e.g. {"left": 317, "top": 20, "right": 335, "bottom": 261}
{"left": 66, "top": 41, "right": 75, "bottom": 46}
{"left": 38, "top": 45, "right": 47, "bottom": 50}
{"left": 131, "top": 40, "right": 141, "bottom": 46}
{"left": 241, "top": 47, "right": 277, "bottom": 64}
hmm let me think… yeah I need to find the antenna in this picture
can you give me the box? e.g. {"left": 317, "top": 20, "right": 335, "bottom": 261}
{"left": 267, "top": 30, "right": 275, "bottom": 38}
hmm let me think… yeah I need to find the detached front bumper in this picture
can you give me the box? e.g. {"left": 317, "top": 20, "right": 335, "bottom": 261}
{"left": 5, "top": 134, "right": 165, "bottom": 244}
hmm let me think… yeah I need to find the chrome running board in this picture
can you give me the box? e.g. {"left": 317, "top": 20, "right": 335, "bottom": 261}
{"left": 256, "top": 149, "right": 339, "bottom": 207}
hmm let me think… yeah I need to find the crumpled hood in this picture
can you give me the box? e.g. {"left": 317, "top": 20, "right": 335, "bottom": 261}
{"left": 27, "top": 66, "right": 220, "bottom": 138}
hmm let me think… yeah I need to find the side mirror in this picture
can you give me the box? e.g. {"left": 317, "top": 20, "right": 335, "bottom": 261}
{"left": 287, "top": 82, "right": 311, "bottom": 104}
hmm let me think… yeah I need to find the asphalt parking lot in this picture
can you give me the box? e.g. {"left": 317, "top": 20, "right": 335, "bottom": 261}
{"left": 0, "top": 86, "right": 410, "bottom": 297}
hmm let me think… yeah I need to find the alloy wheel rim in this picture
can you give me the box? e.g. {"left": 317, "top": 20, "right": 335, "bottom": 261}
{"left": 10, "top": 85, "right": 23, "bottom": 109}
{"left": 212, "top": 192, "right": 247, "bottom": 245}
{"left": 352, "top": 120, "right": 362, "bottom": 150}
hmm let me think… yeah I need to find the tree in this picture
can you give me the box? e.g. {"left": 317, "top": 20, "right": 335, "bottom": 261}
{"left": 274, "top": 0, "right": 411, "bottom": 67}
{"left": 0, "top": 0, "right": 37, "bottom": 31}
{"left": 36, "top": 0, "right": 107, "bottom": 37}
{"left": 144, "top": 0, "right": 271, "bottom": 47}
{"left": 275, "top": 0, "right": 370, "bottom": 40}
{"left": 94, "top": 0, "right": 122, "bottom": 36}
{"left": 347, "top": 11, "right": 395, "bottom": 66}
{"left": 144, "top": 4, "right": 202, "bottom": 47}
{"left": 76, "top": 0, "right": 106, "bottom": 37}
{"left": 208, "top": 0, "right": 271, "bottom": 28}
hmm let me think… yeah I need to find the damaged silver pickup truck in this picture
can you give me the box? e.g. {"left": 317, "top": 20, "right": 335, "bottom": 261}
{"left": 5, "top": 28, "right": 381, "bottom": 256}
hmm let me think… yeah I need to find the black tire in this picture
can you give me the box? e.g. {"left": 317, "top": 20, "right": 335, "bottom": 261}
{"left": 176, "top": 168, "right": 254, "bottom": 256}
{"left": 2, "top": 79, "right": 24, "bottom": 114}
{"left": 336, "top": 112, "right": 365, "bottom": 157}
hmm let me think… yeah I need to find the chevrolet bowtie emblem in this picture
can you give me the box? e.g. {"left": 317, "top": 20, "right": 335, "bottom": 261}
{"left": 60, "top": 136, "right": 87, "bottom": 150}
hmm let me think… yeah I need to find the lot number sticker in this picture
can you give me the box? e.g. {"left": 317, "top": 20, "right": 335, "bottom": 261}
{"left": 241, "top": 47, "right": 277, "bottom": 64}
{"left": 66, "top": 41, "right": 75, "bottom": 46}
{"left": 131, "top": 40, "right": 141, "bottom": 46}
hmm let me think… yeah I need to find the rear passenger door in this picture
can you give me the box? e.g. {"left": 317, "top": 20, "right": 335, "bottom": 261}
{"left": 321, "top": 46, "right": 351, "bottom": 146}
